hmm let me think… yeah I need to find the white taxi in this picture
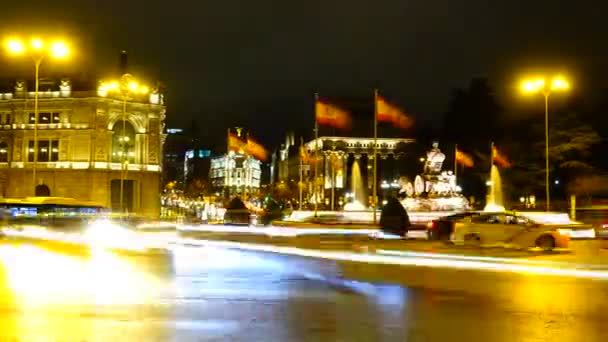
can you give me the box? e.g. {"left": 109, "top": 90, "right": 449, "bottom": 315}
{"left": 451, "top": 212, "right": 574, "bottom": 250}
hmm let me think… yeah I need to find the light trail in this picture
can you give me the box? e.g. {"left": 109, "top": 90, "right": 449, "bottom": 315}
{"left": 173, "top": 238, "right": 608, "bottom": 281}
{"left": 5, "top": 225, "right": 608, "bottom": 280}
{"left": 178, "top": 224, "right": 380, "bottom": 237}
{"left": 376, "top": 249, "right": 608, "bottom": 270}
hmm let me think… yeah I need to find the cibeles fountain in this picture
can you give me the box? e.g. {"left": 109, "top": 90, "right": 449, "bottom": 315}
{"left": 398, "top": 143, "right": 470, "bottom": 213}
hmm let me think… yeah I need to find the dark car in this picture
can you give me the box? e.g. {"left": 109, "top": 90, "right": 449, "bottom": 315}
{"left": 427, "top": 212, "right": 481, "bottom": 240}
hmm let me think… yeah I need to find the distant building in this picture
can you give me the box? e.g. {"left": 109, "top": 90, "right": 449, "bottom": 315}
{"left": 0, "top": 78, "right": 166, "bottom": 216}
{"left": 277, "top": 132, "right": 303, "bottom": 183}
{"left": 184, "top": 148, "right": 212, "bottom": 184}
{"left": 210, "top": 151, "right": 262, "bottom": 196}
{"left": 162, "top": 127, "right": 189, "bottom": 186}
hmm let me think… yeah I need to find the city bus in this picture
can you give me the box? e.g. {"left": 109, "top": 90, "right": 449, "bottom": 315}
{"left": 0, "top": 197, "right": 169, "bottom": 254}
{"left": 0, "top": 197, "right": 106, "bottom": 233}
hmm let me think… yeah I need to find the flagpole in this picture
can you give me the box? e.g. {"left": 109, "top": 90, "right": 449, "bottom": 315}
{"left": 490, "top": 141, "right": 494, "bottom": 173}
{"left": 373, "top": 89, "right": 378, "bottom": 225}
{"left": 490, "top": 141, "right": 494, "bottom": 205}
{"left": 226, "top": 128, "right": 230, "bottom": 199}
{"left": 299, "top": 136, "right": 303, "bottom": 211}
{"left": 454, "top": 144, "right": 458, "bottom": 181}
{"left": 314, "top": 93, "right": 319, "bottom": 218}
{"left": 331, "top": 156, "right": 335, "bottom": 211}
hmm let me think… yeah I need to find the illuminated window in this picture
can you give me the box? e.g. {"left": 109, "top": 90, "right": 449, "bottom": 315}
{"left": 39, "top": 140, "right": 49, "bottom": 161}
{"left": 29, "top": 112, "right": 61, "bottom": 124}
{"left": 28, "top": 139, "right": 59, "bottom": 162}
{"left": 0, "top": 142, "right": 8, "bottom": 162}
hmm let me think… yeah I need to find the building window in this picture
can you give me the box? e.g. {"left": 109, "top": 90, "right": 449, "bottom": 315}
{"left": 50, "top": 140, "right": 59, "bottom": 161}
{"left": 28, "top": 139, "right": 59, "bottom": 162}
{"left": 2, "top": 114, "right": 11, "bottom": 125}
{"left": 39, "top": 113, "right": 51, "bottom": 123}
{"left": 29, "top": 112, "right": 61, "bottom": 124}
{"left": 0, "top": 142, "right": 8, "bottom": 162}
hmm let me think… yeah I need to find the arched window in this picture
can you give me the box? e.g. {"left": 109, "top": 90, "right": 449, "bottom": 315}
{"left": 112, "top": 121, "right": 136, "bottom": 163}
{"left": 0, "top": 142, "right": 8, "bottom": 163}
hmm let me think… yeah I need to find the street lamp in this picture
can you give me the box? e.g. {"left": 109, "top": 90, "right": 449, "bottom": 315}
{"left": 4, "top": 37, "right": 70, "bottom": 194}
{"left": 521, "top": 75, "right": 570, "bottom": 211}
{"left": 99, "top": 74, "right": 149, "bottom": 213}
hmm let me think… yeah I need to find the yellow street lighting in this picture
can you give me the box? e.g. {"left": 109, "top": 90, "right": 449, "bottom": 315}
{"left": 100, "top": 73, "right": 149, "bottom": 214}
{"left": 551, "top": 76, "right": 569, "bottom": 91}
{"left": 127, "top": 81, "right": 139, "bottom": 92}
{"left": 31, "top": 38, "right": 44, "bottom": 50}
{"left": 50, "top": 41, "right": 69, "bottom": 59}
{"left": 5, "top": 39, "right": 25, "bottom": 55}
{"left": 139, "top": 86, "right": 149, "bottom": 94}
{"left": 4, "top": 36, "right": 73, "bottom": 195}
{"left": 520, "top": 74, "right": 571, "bottom": 211}
{"left": 4, "top": 38, "right": 70, "bottom": 59}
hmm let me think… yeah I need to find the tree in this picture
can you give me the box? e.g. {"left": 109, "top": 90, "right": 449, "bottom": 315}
{"left": 185, "top": 178, "right": 209, "bottom": 198}
{"left": 501, "top": 98, "right": 601, "bottom": 203}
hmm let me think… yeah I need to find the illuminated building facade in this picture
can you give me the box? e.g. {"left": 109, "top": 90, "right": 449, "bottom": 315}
{"left": 210, "top": 151, "right": 262, "bottom": 196}
{"left": 304, "top": 136, "right": 415, "bottom": 207}
{"left": 0, "top": 78, "right": 166, "bottom": 216}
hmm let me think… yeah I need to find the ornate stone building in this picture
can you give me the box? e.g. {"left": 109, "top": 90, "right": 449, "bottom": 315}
{"left": 0, "top": 78, "right": 166, "bottom": 216}
{"left": 304, "top": 136, "right": 415, "bottom": 207}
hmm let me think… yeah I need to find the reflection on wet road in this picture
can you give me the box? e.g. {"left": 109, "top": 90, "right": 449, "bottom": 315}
{"left": 0, "top": 241, "right": 608, "bottom": 341}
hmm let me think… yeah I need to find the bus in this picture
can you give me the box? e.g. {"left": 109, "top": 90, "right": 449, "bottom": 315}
{"left": 0, "top": 197, "right": 107, "bottom": 233}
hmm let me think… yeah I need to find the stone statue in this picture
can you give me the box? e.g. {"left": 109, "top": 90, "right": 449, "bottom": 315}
{"left": 424, "top": 142, "right": 445, "bottom": 174}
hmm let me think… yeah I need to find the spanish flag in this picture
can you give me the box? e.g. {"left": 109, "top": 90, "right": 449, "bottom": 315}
{"left": 228, "top": 132, "right": 246, "bottom": 152}
{"left": 455, "top": 147, "right": 474, "bottom": 167}
{"left": 246, "top": 137, "right": 268, "bottom": 161}
{"left": 315, "top": 100, "right": 351, "bottom": 129}
{"left": 376, "top": 95, "right": 413, "bottom": 129}
{"left": 492, "top": 145, "right": 511, "bottom": 168}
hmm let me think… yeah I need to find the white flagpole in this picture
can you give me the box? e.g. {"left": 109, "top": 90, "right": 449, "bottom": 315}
{"left": 373, "top": 89, "right": 378, "bottom": 225}
{"left": 299, "top": 137, "right": 303, "bottom": 210}
{"left": 314, "top": 93, "right": 319, "bottom": 218}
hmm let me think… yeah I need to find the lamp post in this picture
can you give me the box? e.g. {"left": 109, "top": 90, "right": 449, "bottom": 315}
{"left": 99, "top": 75, "right": 148, "bottom": 213}
{"left": 4, "top": 38, "right": 70, "bottom": 195}
{"left": 521, "top": 76, "right": 570, "bottom": 211}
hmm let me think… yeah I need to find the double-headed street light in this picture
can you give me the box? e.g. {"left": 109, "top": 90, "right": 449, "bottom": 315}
{"left": 99, "top": 74, "right": 148, "bottom": 213}
{"left": 521, "top": 75, "right": 570, "bottom": 211}
{"left": 4, "top": 37, "right": 70, "bottom": 194}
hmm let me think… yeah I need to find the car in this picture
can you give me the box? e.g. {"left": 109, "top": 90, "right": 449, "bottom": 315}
{"left": 427, "top": 212, "right": 481, "bottom": 241}
{"left": 449, "top": 212, "right": 573, "bottom": 250}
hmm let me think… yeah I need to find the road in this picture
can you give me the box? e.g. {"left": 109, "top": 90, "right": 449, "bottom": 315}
{"left": 1, "top": 237, "right": 608, "bottom": 341}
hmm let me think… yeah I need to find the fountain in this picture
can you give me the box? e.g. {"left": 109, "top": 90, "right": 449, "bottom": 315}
{"left": 483, "top": 164, "right": 505, "bottom": 212}
{"left": 344, "top": 159, "right": 366, "bottom": 211}
{"left": 398, "top": 142, "right": 470, "bottom": 213}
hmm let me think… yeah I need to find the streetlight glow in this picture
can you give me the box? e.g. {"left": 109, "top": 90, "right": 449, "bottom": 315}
{"left": 551, "top": 76, "right": 569, "bottom": 91}
{"left": 31, "top": 38, "right": 44, "bottom": 50}
{"left": 139, "top": 85, "right": 149, "bottom": 94}
{"left": 5, "top": 38, "right": 25, "bottom": 55}
{"left": 50, "top": 41, "right": 69, "bottom": 59}
{"left": 521, "top": 78, "right": 545, "bottom": 93}
{"left": 127, "top": 81, "right": 139, "bottom": 92}
{"left": 519, "top": 73, "right": 570, "bottom": 211}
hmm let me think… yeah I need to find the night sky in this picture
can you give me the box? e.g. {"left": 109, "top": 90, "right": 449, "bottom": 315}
{"left": 1, "top": 0, "right": 607, "bottom": 150}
